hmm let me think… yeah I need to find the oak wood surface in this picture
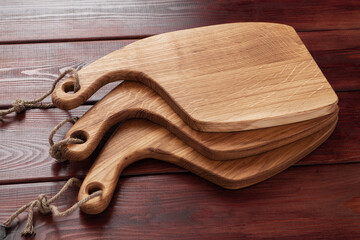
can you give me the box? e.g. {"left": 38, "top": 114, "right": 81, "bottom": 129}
{"left": 0, "top": 0, "right": 359, "bottom": 43}
{"left": 78, "top": 118, "right": 336, "bottom": 214}
{"left": 0, "top": 1, "right": 358, "bottom": 238}
{"left": 0, "top": 91, "right": 357, "bottom": 184}
{"left": 0, "top": 106, "right": 185, "bottom": 185}
{"left": 52, "top": 23, "right": 338, "bottom": 132}
{"left": 0, "top": 30, "right": 358, "bottom": 108}
{"left": 2, "top": 163, "right": 360, "bottom": 239}
{"left": 63, "top": 81, "right": 337, "bottom": 161}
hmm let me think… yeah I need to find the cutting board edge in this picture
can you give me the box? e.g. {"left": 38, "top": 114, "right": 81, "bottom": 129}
{"left": 188, "top": 100, "right": 338, "bottom": 132}
{"left": 215, "top": 117, "right": 338, "bottom": 190}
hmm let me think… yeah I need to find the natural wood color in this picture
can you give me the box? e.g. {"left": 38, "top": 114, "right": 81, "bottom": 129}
{"left": 52, "top": 23, "right": 338, "bottom": 132}
{"left": 1, "top": 29, "right": 358, "bottom": 107}
{"left": 0, "top": 1, "right": 358, "bottom": 238}
{"left": 1, "top": 91, "right": 358, "bottom": 185}
{"left": 64, "top": 81, "right": 338, "bottom": 161}
{"left": 0, "top": 1, "right": 357, "bottom": 238}
{"left": 78, "top": 118, "right": 337, "bottom": 214}
{"left": 0, "top": 106, "right": 183, "bottom": 185}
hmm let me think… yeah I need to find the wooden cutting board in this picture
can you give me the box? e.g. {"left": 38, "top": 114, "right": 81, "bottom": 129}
{"left": 63, "top": 81, "right": 337, "bottom": 161}
{"left": 78, "top": 118, "right": 337, "bottom": 215}
{"left": 52, "top": 22, "right": 338, "bottom": 132}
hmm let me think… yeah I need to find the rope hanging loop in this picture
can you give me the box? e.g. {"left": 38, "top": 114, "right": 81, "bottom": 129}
{"left": 3, "top": 178, "right": 102, "bottom": 236}
{"left": 0, "top": 68, "right": 80, "bottom": 119}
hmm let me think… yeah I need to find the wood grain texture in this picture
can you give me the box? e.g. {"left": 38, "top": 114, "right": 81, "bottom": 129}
{"left": 0, "top": 30, "right": 358, "bottom": 107}
{"left": 0, "top": 106, "right": 184, "bottom": 185}
{"left": 52, "top": 23, "right": 338, "bottom": 132}
{"left": 0, "top": 0, "right": 359, "bottom": 43}
{"left": 2, "top": 163, "right": 360, "bottom": 239}
{"left": 63, "top": 81, "right": 338, "bottom": 161}
{"left": 0, "top": 1, "right": 357, "bottom": 238}
{"left": 299, "top": 29, "right": 360, "bottom": 52}
{"left": 78, "top": 118, "right": 336, "bottom": 214}
{"left": 311, "top": 49, "right": 360, "bottom": 91}
{"left": 299, "top": 91, "right": 360, "bottom": 165}
{"left": 0, "top": 91, "right": 358, "bottom": 184}
{"left": 0, "top": 40, "right": 134, "bottom": 108}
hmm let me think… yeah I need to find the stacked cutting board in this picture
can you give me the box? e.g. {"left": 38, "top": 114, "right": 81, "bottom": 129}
{"left": 51, "top": 23, "right": 338, "bottom": 214}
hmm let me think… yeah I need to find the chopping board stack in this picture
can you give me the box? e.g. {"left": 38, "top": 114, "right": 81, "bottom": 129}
{"left": 52, "top": 23, "right": 338, "bottom": 214}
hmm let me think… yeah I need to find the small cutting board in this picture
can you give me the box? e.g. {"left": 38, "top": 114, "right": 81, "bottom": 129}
{"left": 63, "top": 81, "right": 337, "bottom": 161}
{"left": 78, "top": 118, "right": 337, "bottom": 215}
{"left": 52, "top": 22, "right": 338, "bottom": 132}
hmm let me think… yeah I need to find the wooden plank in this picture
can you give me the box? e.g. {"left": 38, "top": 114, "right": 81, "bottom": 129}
{"left": 0, "top": 0, "right": 359, "bottom": 43}
{"left": 299, "top": 29, "right": 360, "bottom": 51}
{"left": 300, "top": 92, "right": 360, "bottom": 165}
{"left": 0, "top": 91, "right": 359, "bottom": 184}
{"left": 0, "top": 30, "right": 359, "bottom": 107}
{"left": 1, "top": 163, "right": 360, "bottom": 239}
{"left": 0, "top": 106, "right": 185, "bottom": 185}
{"left": 312, "top": 49, "right": 360, "bottom": 91}
{"left": 0, "top": 40, "right": 134, "bottom": 107}
{"left": 300, "top": 29, "right": 360, "bottom": 91}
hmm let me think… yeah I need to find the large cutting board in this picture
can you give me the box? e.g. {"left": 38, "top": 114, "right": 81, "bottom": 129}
{"left": 52, "top": 22, "right": 338, "bottom": 132}
{"left": 78, "top": 118, "right": 337, "bottom": 215}
{"left": 63, "top": 81, "right": 337, "bottom": 161}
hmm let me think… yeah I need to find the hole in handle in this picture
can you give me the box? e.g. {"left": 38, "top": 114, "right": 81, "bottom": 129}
{"left": 70, "top": 130, "right": 88, "bottom": 143}
{"left": 62, "top": 81, "right": 79, "bottom": 94}
{"left": 86, "top": 182, "right": 104, "bottom": 195}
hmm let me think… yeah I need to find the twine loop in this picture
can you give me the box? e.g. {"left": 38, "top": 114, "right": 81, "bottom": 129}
{"left": 48, "top": 117, "right": 84, "bottom": 162}
{"left": 0, "top": 69, "right": 95, "bottom": 237}
{"left": 0, "top": 68, "right": 80, "bottom": 119}
{"left": 3, "top": 178, "right": 102, "bottom": 236}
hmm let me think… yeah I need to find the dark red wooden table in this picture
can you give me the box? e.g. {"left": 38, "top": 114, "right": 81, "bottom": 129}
{"left": 0, "top": 1, "right": 359, "bottom": 239}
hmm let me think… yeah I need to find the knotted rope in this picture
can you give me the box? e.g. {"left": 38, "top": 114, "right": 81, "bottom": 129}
{"left": 0, "top": 68, "right": 80, "bottom": 119}
{"left": 0, "top": 68, "right": 84, "bottom": 162}
{"left": 1, "top": 69, "right": 93, "bottom": 237}
{"left": 3, "top": 178, "right": 102, "bottom": 236}
{"left": 48, "top": 118, "right": 84, "bottom": 162}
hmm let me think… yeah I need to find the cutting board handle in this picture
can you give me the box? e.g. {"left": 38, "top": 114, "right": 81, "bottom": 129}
{"left": 62, "top": 81, "right": 189, "bottom": 161}
{"left": 78, "top": 142, "right": 146, "bottom": 215}
{"left": 78, "top": 120, "right": 181, "bottom": 215}
{"left": 78, "top": 119, "right": 198, "bottom": 215}
{"left": 52, "top": 67, "right": 149, "bottom": 109}
{"left": 78, "top": 119, "right": 213, "bottom": 215}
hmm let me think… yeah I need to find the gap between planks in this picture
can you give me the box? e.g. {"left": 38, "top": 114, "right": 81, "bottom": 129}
{"left": 2, "top": 161, "right": 360, "bottom": 187}
{"left": 0, "top": 101, "right": 98, "bottom": 110}
{"left": 0, "top": 35, "right": 151, "bottom": 46}
{"left": 0, "top": 27, "right": 359, "bottom": 45}
{"left": 0, "top": 169, "right": 189, "bottom": 186}
{"left": 0, "top": 28, "right": 360, "bottom": 45}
